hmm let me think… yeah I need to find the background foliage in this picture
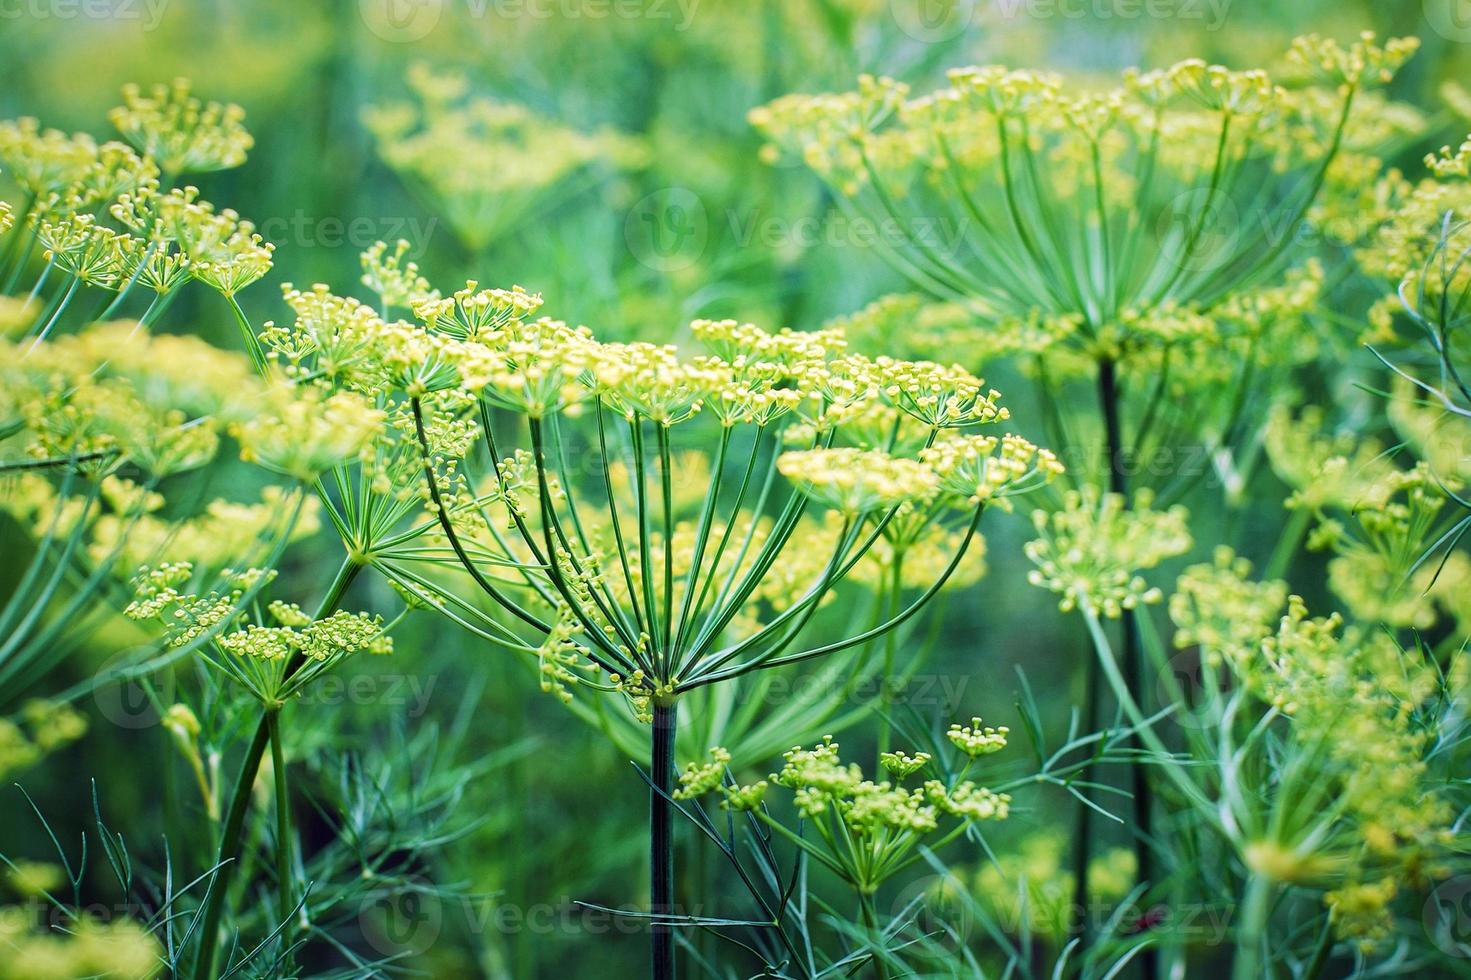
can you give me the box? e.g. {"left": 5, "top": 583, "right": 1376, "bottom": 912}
{"left": 3, "top": 1, "right": 1471, "bottom": 977}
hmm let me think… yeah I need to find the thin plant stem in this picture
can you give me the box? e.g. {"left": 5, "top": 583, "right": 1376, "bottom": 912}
{"left": 1070, "top": 618, "right": 1100, "bottom": 946}
{"left": 873, "top": 554, "right": 903, "bottom": 760}
{"left": 1301, "top": 916, "right": 1335, "bottom": 980}
{"left": 1094, "top": 359, "right": 1159, "bottom": 980}
{"left": 266, "top": 710, "right": 294, "bottom": 934}
{"left": 651, "top": 699, "right": 678, "bottom": 980}
{"left": 858, "top": 893, "right": 888, "bottom": 980}
{"left": 1233, "top": 872, "right": 1273, "bottom": 980}
{"left": 25, "top": 274, "right": 79, "bottom": 352}
{"left": 1264, "top": 506, "right": 1312, "bottom": 581}
{"left": 192, "top": 718, "right": 272, "bottom": 980}
{"left": 1096, "top": 357, "right": 1157, "bottom": 980}
{"left": 191, "top": 558, "right": 363, "bottom": 980}
{"left": 226, "top": 292, "right": 270, "bottom": 375}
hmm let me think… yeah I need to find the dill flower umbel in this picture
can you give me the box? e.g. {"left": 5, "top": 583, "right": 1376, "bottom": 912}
{"left": 6, "top": 321, "right": 263, "bottom": 474}
{"left": 777, "top": 447, "right": 937, "bottom": 513}
{"left": 233, "top": 385, "right": 385, "bottom": 481}
{"left": 281, "top": 252, "right": 1060, "bottom": 979}
{"left": 970, "top": 833, "right": 1138, "bottom": 943}
{"left": 712, "top": 732, "right": 1012, "bottom": 900}
{"left": 1025, "top": 488, "right": 1191, "bottom": 617}
{"left": 108, "top": 78, "right": 253, "bottom": 176}
{"left": 368, "top": 285, "right": 1057, "bottom": 708}
{"left": 1165, "top": 557, "right": 1458, "bottom": 948}
{"left": 752, "top": 34, "right": 1416, "bottom": 371}
{"left": 1265, "top": 402, "right": 1467, "bottom": 631}
{"left": 125, "top": 563, "right": 399, "bottom": 705}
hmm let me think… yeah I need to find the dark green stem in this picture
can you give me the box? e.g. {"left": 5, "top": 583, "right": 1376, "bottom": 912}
{"left": 859, "top": 893, "right": 888, "bottom": 979}
{"left": 267, "top": 710, "right": 293, "bottom": 934}
{"left": 651, "top": 699, "right": 678, "bottom": 980}
{"left": 1070, "top": 627, "right": 1100, "bottom": 945}
{"left": 1098, "top": 358, "right": 1156, "bottom": 980}
{"left": 1301, "top": 917, "right": 1335, "bottom": 980}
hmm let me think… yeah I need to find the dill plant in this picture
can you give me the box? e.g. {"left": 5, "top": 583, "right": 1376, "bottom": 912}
{"left": 253, "top": 274, "right": 1062, "bottom": 976}
{"left": 2, "top": 22, "right": 1469, "bottom": 979}
{"left": 0, "top": 84, "right": 436, "bottom": 978}
{"left": 711, "top": 722, "right": 1014, "bottom": 935}
{"left": 0, "top": 82, "right": 309, "bottom": 767}
{"left": 1018, "top": 372, "right": 1469, "bottom": 976}
{"left": 751, "top": 32, "right": 1422, "bottom": 956}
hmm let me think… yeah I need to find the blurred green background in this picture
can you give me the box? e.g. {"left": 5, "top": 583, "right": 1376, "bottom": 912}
{"left": 2, "top": 1, "right": 1467, "bottom": 976}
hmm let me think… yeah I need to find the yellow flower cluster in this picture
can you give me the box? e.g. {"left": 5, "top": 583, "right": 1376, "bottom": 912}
{"left": 878, "top": 750, "right": 930, "bottom": 778}
{"left": 0, "top": 911, "right": 159, "bottom": 980}
{"left": 1324, "top": 878, "right": 1399, "bottom": 951}
{"left": 535, "top": 604, "right": 588, "bottom": 704}
{"left": 216, "top": 608, "right": 389, "bottom": 662}
{"left": 921, "top": 433, "right": 1063, "bottom": 508}
{"left": 7, "top": 321, "right": 258, "bottom": 475}
{"left": 1169, "top": 548, "right": 1287, "bottom": 668}
{"left": 1267, "top": 401, "right": 1469, "bottom": 631}
{"left": 0, "top": 83, "right": 271, "bottom": 306}
{"left": 0, "top": 117, "right": 110, "bottom": 196}
{"left": 1285, "top": 32, "right": 1420, "bottom": 91}
{"left": 946, "top": 716, "right": 1008, "bottom": 756}
{"left": 752, "top": 35, "right": 1416, "bottom": 375}
{"left": 1263, "top": 404, "right": 1397, "bottom": 512}
{"left": 777, "top": 447, "right": 937, "bottom": 514}
{"left": 0, "top": 701, "right": 88, "bottom": 782}
{"left": 126, "top": 563, "right": 393, "bottom": 706}
{"left": 233, "top": 385, "right": 385, "bottom": 481}
{"left": 124, "top": 563, "right": 269, "bottom": 649}
{"left": 1167, "top": 561, "right": 1457, "bottom": 944}
{"left": 107, "top": 77, "right": 253, "bottom": 175}
{"left": 360, "top": 239, "right": 438, "bottom": 312}
{"left": 672, "top": 746, "right": 732, "bottom": 800}
{"left": 1026, "top": 488, "right": 1192, "bottom": 617}
{"left": 735, "top": 734, "right": 1010, "bottom": 836}
{"left": 1356, "top": 114, "right": 1471, "bottom": 336}
{"left": 755, "top": 37, "right": 1413, "bottom": 184}
{"left": 1387, "top": 377, "right": 1471, "bottom": 488}
{"left": 110, "top": 184, "right": 274, "bottom": 297}
{"left": 970, "top": 833, "right": 1137, "bottom": 943}
{"left": 848, "top": 526, "right": 987, "bottom": 593}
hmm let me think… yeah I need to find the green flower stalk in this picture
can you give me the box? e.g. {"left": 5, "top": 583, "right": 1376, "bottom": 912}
{"left": 258, "top": 272, "right": 1063, "bottom": 976}
{"left": 712, "top": 730, "right": 1013, "bottom": 926}
{"left": 0, "top": 83, "right": 271, "bottom": 355}
{"left": 753, "top": 37, "right": 1418, "bottom": 952}
{"left": 0, "top": 319, "right": 321, "bottom": 703}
